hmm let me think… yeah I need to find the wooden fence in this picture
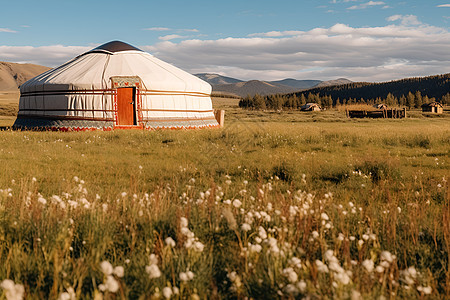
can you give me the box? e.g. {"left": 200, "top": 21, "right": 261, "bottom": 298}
{"left": 346, "top": 108, "right": 407, "bottom": 119}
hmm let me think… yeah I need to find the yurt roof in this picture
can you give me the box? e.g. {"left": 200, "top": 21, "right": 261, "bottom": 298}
{"left": 20, "top": 41, "right": 211, "bottom": 94}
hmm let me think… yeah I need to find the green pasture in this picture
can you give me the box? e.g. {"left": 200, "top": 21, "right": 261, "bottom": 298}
{"left": 0, "top": 101, "right": 449, "bottom": 298}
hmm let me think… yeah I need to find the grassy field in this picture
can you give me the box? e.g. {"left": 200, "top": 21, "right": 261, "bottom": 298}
{"left": 0, "top": 97, "right": 449, "bottom": 299}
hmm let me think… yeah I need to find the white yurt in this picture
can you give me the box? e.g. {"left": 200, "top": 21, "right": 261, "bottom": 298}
{"left": 13, "top": 41, "right": 219, "bottom": 130}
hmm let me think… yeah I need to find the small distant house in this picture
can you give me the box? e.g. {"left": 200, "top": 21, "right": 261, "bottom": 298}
{"left": 373, "top": 104, "right": 387, "bottom": 110}
{"left": 421, "top": 102, "right": 443, "bottom": 114}
{"left": 300, "top": 103, "right": 321, "bottom": 111}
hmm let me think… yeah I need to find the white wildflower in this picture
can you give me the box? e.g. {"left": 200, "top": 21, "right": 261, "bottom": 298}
{"left": 380, "top": 251, "right": 395, "bottom": 263}
{"left": 233, "top": 199, "right": 242, "bottom": 208}
{"left": 312, "top": 231, "right": 319, "bottom": 239}
{"left": 1, "top": 279, "right": 25, "bottom": 300}
{"left": 179, "top": 272, "right": 189, "bottom": 282}
{"left": 241, "top": 223, "right": 251, "bottom": 232}
{"left": 193, "top": 241, "right": 204, "bottom": 252}
{"left": 258, "top": 226, "right": 267, "bottom": 239}
{"left": 165, "top": 237, "right": 176, "bottom": 247}
{"left": 297, "top": 280, "right": 306, "bottom": 293}
{"left": 375, "top": 266, "right": 385, "bottom": 273}
{"left": 58, "top": 287, "right": 75, "bottom": 300}
{"left": 249, "top": 244, "right": 262, "bottom": 253}
{"left": 38, "top": 196, "right": 47, "bottom": 205}
{"left": 113, "top": 266, "right": 124, "bottom": 278}
{"left": 283, "top": 267, "right": 298, "bottom": 283}
{"left": 100, "top": 261, "right": 113, "bottom": 276}
{"left": 172, "top": 287, "right": 179, "bottom": 295}
{"left": 187, "top": 271, "right": 194, "bottom": 280}
{"left": 316, "top": 260, "right": 329, "bottom": 273}
{"left": 417, "top": 286, "right": 432, "bottom": 295}
{"left": 180, "top": 217, "right": 188, "bottom": 228}
{"left": 335, "top": 271, "right": 351, "bottom": 285}
{"left": 162, "top": 287, "right": 173, "bottom": 299}
{"left": 105, "top": 275, "right": 119, "bottom": 293}
{"left": 362, "top": 259, "right": 374, "bottom": 273}
{"left": 149, "top": 254, "right": 158, "bottom": 265}
{"left": 284, "top": 284, "right": 299, "bottom": 296}
{"left": 351, "top": 290, "right": 362, "bottom": 300}
{"left": 146, "top": 264, "right": 161, "bottom": 279}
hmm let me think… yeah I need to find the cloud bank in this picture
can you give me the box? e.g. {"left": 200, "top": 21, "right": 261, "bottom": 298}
{"left": 1, "top": 16, "right": 449, "bottom": 82}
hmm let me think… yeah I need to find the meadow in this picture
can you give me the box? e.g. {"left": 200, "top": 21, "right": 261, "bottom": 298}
{"left": 0, "top": 97, "right": 449, "bottom": 299}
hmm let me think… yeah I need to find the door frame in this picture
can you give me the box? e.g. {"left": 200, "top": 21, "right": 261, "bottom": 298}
{"left": 110, "top": 76, "right": 143, "bottom": 128}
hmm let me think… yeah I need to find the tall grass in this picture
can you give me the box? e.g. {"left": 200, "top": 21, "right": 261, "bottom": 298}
{"left": 0, "top": 117, "right": 448, "bottom": 298}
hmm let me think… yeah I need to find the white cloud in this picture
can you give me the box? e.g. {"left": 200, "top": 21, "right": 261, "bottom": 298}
{"left": 158, "top": 34, "right": 188, "bottom": 41}
{"left": 143, "top": 27, "right": 170, "bottom": 31}
{"left": 2, "top": 19, "right": 450, "bottom": 82}
{"left": 437, "top": 4, "right": 450, "bottom": 7}
{"left": 144, "top": 21, "right": 450, "bottom": 82}
{"left": 0, "top": 28, "right": 17, "bottom": 33}
{"left": 182, "top": 29, "right": 199, "bottom": 32}
{"left": 347, "top": 1, "right": 385, "bottom": 10}
{"left": 0, "top": 45, "right": 89, "bottom": 66}
{"left": 248, "top": 31, "right": 304, "bottom": 37}
{"left": 387, "top": 14, "right": 421, "bottom": 26}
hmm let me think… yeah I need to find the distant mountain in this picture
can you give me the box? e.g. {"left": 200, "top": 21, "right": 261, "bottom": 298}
{"left": 270, "top": 78, "right": 322, "bottom": 89}
{"left": 195, "top": 73, "right": 353, "bottom": 97}
{"left": 314, "top": 78, "right": 353, "bottom": 88}
{"left": 0, "top": 62, "right": 50, "bottom": 91}
{"left": 195, "top": 73, "right": 243, "bottom": 85}
{"left": 214, "top": 80, "right": 299, "bottom": 97}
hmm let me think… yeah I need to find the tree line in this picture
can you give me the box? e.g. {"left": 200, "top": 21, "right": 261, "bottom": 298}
{"left": 302, "top": 73, "right": 450, "bottom": 101}
{"left": 239, "top": 91, "right": 450, "bottom": 110}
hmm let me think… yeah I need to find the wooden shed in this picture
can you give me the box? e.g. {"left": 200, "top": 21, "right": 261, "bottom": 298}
{"left": 300, "top": 103, "right": 321, "bottom": 111}
{"left": 373, "top": 104, "right": 388, "bottom": 110}
{"left": 421, "top": 102, "right": 443, "bottom": 114}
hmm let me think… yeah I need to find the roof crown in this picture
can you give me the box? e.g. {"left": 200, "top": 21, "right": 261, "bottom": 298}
{"left": 87, "top": 41, "right": 143, "bottom": 54}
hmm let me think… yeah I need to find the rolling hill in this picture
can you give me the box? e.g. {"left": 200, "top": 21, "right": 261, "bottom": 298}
{"left": 314, "top": 78, "right": 353, "bottom": 88}
{"left": 214, "top": 80, "right": 298, "bottom": 97}
{"left": 0, "top": 62, "right": 50, "bottom": 91}
{"left": 269, "top": 78, "right": 322, "bottom": 89}
{"left": 195, "top": 73, "right": 243, "bottom": 85}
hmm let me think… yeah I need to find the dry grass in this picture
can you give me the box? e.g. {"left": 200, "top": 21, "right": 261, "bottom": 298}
{"left": 0, "top": 97, "right": 449, "bottom": 298}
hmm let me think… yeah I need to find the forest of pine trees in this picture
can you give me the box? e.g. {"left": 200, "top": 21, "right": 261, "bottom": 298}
{"left": 239, "top": 91, "right": 450, "bottom": 110}
{"left": 239, "top": 73, "right": 450, "bottom": 110}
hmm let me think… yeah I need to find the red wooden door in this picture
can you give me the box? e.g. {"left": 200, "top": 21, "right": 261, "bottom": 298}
{"left": 117, "top": 88, "right": 135, "bottom": 125}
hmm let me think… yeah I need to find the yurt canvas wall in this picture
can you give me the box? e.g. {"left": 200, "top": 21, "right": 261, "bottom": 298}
{"left": 13, "top": 41, "right": 219, "bottom": 130}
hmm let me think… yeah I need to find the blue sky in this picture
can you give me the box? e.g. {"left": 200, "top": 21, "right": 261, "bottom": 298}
{"left": 1, "top": 0, "right": 450, "bottom": 81}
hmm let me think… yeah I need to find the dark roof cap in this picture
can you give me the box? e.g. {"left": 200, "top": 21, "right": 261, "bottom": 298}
{"left": 88, "top": 41, "right": 143, "bottom": 54}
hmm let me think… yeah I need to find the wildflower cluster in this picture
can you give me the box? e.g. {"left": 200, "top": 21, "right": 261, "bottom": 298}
{"left": 98, "top": 261, "right": 124, "bottom": 294}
